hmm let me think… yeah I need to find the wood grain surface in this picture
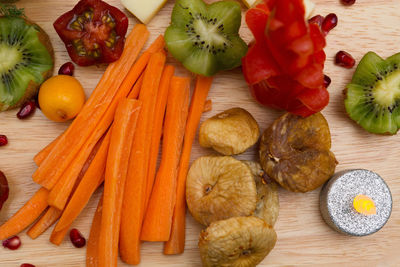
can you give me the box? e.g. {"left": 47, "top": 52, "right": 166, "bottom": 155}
{"left": 1, "top": 0, "right": 400, "bottom": 266}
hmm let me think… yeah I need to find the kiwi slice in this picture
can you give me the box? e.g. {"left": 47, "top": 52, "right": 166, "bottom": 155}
{"left": 0, "top": 16, "right": 54, "bottom": 111}
{"left": 165, "top": 0, "right": 247, "bottom": 76}
{"left": 345, "top": 52, "right": 400, "bottom": 134}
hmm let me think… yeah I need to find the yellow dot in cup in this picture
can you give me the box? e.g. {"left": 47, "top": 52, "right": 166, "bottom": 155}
{"left": 353, "top": 195, "right": 376, "bottom": 215}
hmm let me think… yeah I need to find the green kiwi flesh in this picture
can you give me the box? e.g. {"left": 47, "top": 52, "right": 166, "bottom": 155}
{"left": 165, "top": 0, "right": 247, "bottom": 76}
{"left": 345, "top": 52, "right": 400, "bottom": 134}
{"left": 0, "top": 16, "right": 54, "bottom": 111}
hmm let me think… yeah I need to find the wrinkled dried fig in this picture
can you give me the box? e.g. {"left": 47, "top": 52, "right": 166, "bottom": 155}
{"left": 243, "top": 161, "right": 279, "bottom": 226}
{"left": 259, "top": 112, "right": 337, "bottom": 193}
{"left": 199, "top": 216, "right": 277, "bottom": 267}
{"left": 186, "top": 156, "right": 257, "bottom": 226}
{"left": 199, "top": 108, "right": 260, "bottom": 155}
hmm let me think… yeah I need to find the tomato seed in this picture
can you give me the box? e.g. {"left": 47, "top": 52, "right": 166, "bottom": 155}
{"left": 58, "top": 62, "right": 75, "bottom": 76}
{"left": 341, "top": 0, "right": 356, "bottom": 5}
{"left": 70, "top": 228, "right": 86, "bottom": 248}
{"left": 321, "top": 13, "right": 338, "bottom": 35}
{"left": 0, "top": 135, "right": 7, "bottom": 146}
{"left": 2, "top": 236, "right": 21, "bottom": 250}
{"left": 17, "top": 100, "right": 36, "bottom": 120}
{"left": 324, "top": 75, "right": 332, "bottom": 88}
{"left": 335, "top": 51, "right": 356, "bottom": 68}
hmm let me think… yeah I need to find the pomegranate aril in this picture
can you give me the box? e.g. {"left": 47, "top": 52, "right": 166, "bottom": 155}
{"left": 2, "top": 236, "right": 21, "bottom": 250}
{"left": 324, "top": 75, "right": 332, "bottom": 88}
{"left": 20, "top": 264, "right": 35, "bottom": 267}
{"left": 58, "top": 62, "right": 75, "bottom": 76}
{"left": 17, "top": 100, "right": 36, "bottom": 119}
{"left": 70, "top": 228, "right": 86, "bottom": 248}
{"left": 335, "top": 51, "right": 356, "bottom": 68}
{"left": 308, "top": 15, "right": 324, "bottom": 28}
{"left": 321, "top": 13, "right": 338, "bottom": 35}
{"left": 341, "top": 0, "right": 356, "bottom": 5}
{"left": 0, "top": 135, "right": 7, "bottom": 146}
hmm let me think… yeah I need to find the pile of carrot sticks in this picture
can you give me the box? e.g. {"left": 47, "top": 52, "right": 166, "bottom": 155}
{"left": 0, "top": 23, "right": 213, "bottom": 266}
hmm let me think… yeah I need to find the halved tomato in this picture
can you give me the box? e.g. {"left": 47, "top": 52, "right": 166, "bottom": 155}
{"left": 54, "top": 0, "right": 128, "bottom": 66}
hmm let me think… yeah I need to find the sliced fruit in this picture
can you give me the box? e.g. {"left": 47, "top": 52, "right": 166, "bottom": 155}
{"left": 165, "top": 0, "right": 247, "bottom": 76}
{"left": 0, "top": 170, "right": 9, "bottom": 211}
{"left": 0, "top": 16, "right": 53, "bottom": 111}
{"left": 121, "top": 0, "right": 167, "bottom": 24}
{"left": 199, "top": 216, "right": 277, "bottom": 267}
{"left": 345, "top": 52, "right": 400, "bottom": 134}
{"left": 259, "top": 112, "right": 337, "bottom": 192}
{"left": 199, "top": 108, "right": 260, "bottom": 155}
{"left": 38, "top": 75, "right": 86, "bottom": 122}
{"left": 186, "top": 156, "right": 257, "bottom": 226}
{"left": 53, "top": 0, "right": 128, "bottom": 66}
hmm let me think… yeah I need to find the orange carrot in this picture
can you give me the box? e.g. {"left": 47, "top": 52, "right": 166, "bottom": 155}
{"left": 33, "top": 24, "right": 149, "bottom": 189}
{"left": 26, "top": 207, "right": 61, "bottom": 239}
{"left": 98, "top": 99, "right": 141, "bottom": 267}
{"left": 141, "top": 76, "right": 190, "bottom": 242}
{"left": 49, "top": 222, "right": 69, "bottom": 246}
{"left": 54, "top": 132, "right": 111, "bottom": 232}
{"left": 144, "top": 65, "right": 175, "bottom": 209}
{"left": 127, "top": 72, "right": 144, "bottom": 100}
{"left": 33, "top": 133, "right": 64, "bottom": 166}
{"left": 164, "top": 76, "right": 213, "bottom": 254}
{"left": 120, "top": 52, "right": 166, "bottom": 265}
{"left": 87, "top": 195, "right": 103, "bottom": 267}
{"left": 0, "top": 187, "right": 49, "bottom": 240}
{"left": 203, "top": 99, "right": 212, "bottom": 113}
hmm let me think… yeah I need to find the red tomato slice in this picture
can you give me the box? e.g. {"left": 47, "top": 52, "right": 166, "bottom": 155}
{"left": 54, "top": 0, "right": 128, "bottom": 66}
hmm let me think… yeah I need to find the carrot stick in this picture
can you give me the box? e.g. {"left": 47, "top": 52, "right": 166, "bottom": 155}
{"left": 54, "top": 132, "right": 110, "bottom": 232}
{"left": 119, "top": 52, "right": 166, "bottom": 265}
{"left": 87, "top": 194, "right": 103, "bottom": 267}
{"left": 33, "top": 132, "right": 64, "bottom": 166}
{"left": 26, "top": 207, "right": 61, "bottom": 239}
{"left": 49, "top": 221, "right": 69, "bottom": 246}
{"left": 0, "top": 187, "right": 49, "bottom": 240}
{"left": 33, "top": 24, "right": 149, "bottom": 189}
{"left": 141, "top": 76, "right": 190, "bottom": 242}
{"left": 144, "top": 65, "right": 175, "bottom": 209}
{"left": 127, "top": 72, "right": 144, "bottom": 100}
{"left": 164, "top": 76, "right": 213, "bottom": 254}
{"left": 98, "top": 99, "right": 141, "bottom": 267}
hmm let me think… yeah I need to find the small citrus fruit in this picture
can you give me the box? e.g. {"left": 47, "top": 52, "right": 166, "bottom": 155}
{"left": 38, "top": 75, "right": 85, "bottom": 122}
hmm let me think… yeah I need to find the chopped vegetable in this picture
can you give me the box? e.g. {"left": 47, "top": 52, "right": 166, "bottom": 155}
{"left": 98, "top": 99, "right": 141, "bottom": 267}
{"left": 86, "top": 195, "right": 103, "bottom": 267}
{"left": 0, "top": 188, "right": 48, "bottom": 240}
{"left": 164, "top": 76, "right": 213, "bottom": 255}
{"left": 141, "top": 76, "right": 190, "bottom": 242}
{"left": 120, "top": 52, "right": 166, "bottom": 265}
{"left": 242, "top": 1, "right": 328, "bottom": 117}
{"left": 53, "top": 0, "right": 129, "bottom": 66}
{"left": 26, "top": 207, "right": 62, "bottom": 239}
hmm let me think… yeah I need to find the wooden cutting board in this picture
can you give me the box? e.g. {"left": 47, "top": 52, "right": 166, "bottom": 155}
{"left": 1, "top": 0, "right": 399, "bottom": 266}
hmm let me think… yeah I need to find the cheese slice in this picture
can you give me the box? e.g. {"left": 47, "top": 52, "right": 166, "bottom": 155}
{"left": 121, "top": 0, "right": 167, "bottom": 24}
{"left": 242, "top": 0, "right": 315, "bottom": 19}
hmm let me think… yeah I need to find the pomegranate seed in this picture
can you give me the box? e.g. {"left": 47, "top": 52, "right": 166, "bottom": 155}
{"left": 308, "top": 15, "right": 324, "bottom": 28}
{"left": 2, "top": 236, "right": 21, "bottom": 250}
{"left": 341, "top": 0, "right": 356, "bottom": 5}
{"left": 0, "top": 170, "right": 9, "bottom": 211}
{"left": 17, "top": 100, "right": 36, "bottom": 119}
{"left": 20, "top": 264, "right": 35, "bottom": 267}
{"left": 321, "top": 13, "right": 338, "bottom": 35}
{"left": 70, "top": 228, "right": 86, "bottom": 248}
{"left": 324, "top": 75, "right": 332, "bottom": 88}
{"left": 58, "top": 62, "right": 75, "bottom": 76}
{"left": 335, "top": 51, "right": 356, "bottom": 68}
{"left": 0, "top": 135, "right": 7, "bottom": 146}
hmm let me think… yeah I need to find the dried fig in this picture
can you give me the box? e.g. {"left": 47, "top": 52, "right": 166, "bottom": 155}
{"left": 199, "top": 108, "right": 260, "bottom": 155}
{"left": 243, "top": 161, "right": 279, "bottom": 226}
{"left": 260, "top": 112, "right": 337, "bottom": 192}
{"left": 199, "top": 216, "right": 277, "bottom": 267}
{"left": 186, "top": 156, "right": 257, "bottom": 226}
